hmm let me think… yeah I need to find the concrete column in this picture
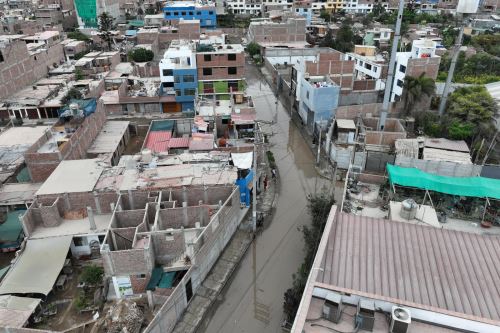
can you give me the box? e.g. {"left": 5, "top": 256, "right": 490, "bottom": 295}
{"left": 93, "top": 192, "right": 102, "bottom": 214}
{"left": 155, "top": 203, "right": 161, "bottom": 229}
{"left": 203, "top": 186, "right": 209, "bottom": 204}
{"left": 182, "top": 201, "right": 188, "bottom": 226}
{"left": 147, "top": 290, "right": 154, "bottom": 309}
{"left": 182, "top": 186, "right": 188, "bottom": 205}
{"left": 87, "top": 207, "right": 96, "bottom": 230}
{"left": 128, "top": 189, "right": 135, "bottom": 210}
{"left": 64, "top": 192, "right": 70, "bottom": 210}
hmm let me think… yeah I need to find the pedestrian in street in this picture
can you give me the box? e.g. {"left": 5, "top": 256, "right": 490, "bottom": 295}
{"left": 263, "top": 175, "right": 268, "bottom": 191}
{"left": 271, "top": 168, "right": 276, "bottom": 181}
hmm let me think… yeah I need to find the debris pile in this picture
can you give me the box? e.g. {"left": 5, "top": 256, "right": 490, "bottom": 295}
{"left": 95, "top": 299, "right": 144, "bottom": 333}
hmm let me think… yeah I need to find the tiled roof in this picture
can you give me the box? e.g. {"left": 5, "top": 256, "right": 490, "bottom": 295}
{"left": 145, "top": 131, "right": 172, "bottom": 153}
{"left": 168, "top": 137, "right": 190, "bottom": 149}
{"left": 318, "top": 213, "right": 500, "bottom": 323}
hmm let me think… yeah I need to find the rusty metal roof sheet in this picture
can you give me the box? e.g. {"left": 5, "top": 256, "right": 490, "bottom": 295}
{"left": 424, "top": 138, "right": 470, "bottom": 152}
{"left": 318, "top": 212, "right": 500, "bottom": 323}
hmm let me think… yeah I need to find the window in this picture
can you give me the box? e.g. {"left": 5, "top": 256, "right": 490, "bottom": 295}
{"left": 228, "top": 67, "right": 237, "bottom": 75}
{"left": 0, "top": 51, "right": 3, "bottom": 63}
{"left": 196, "top": 11, "right": 202, "bottom": 15}
{"left": 204, "top": 54, "right": 212, "bottom": 61}
{"left": 162, "top": 69, "right": 173, "bottom": 76}
{"left": 228, "top": 53, "right": 236, "bottom": 61}
{"left": 73, "top": 237, "right": 86, "bottom": 246}
{"left": 98, "top": 235, "right": 105, "bottom": 243}
{"left": 203, "top": 68, "right": 212, "bottom": 75}
{"left": 173, "top": 11, "right": 178, "bottom": 16}
{"left": 374, "top": 67, "right": 378, "bottom": 73}
{"left": 136, "top": 274, "right": 146, "bottom": 279}
{"left": 174, "top": 76, "right": 181, "bottom": 83}
{"left": 399, "top": 64, "right": 406, "bottom": 73}
{"left": 183, "top": 74, "right": 195, "bottom": 82}
{"left": 184, "top": 88, "right": 196, "bottom": 96}
{"left": 162, "top": 81, "right": 174, "bottom": 88}
{"left": 396, "top": 79, "right": 403, "bottom": 87}
{"left": 209, "top": 11, "right": 214, "bottom": 14}
{"left": 181, "top": 11, "right": 186, "bottom": 15}
{"left": 228, "top": 80, "right": 238, "bottom": 91}
{"left": 189, "top": 11, "right": 193, "bottom": 15}
{"left": 175, "top": 89, "right": 182, "bottom": 96}
{"left": 306, "top": 91, "right": 310, "bottom": 99}
{"left": 365, "top": 63, "right": 372, "bottom": 70}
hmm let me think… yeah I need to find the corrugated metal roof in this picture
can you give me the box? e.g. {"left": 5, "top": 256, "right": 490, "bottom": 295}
{"left": 145, "top": 131, "right": 172, "bottom": 153}
{"left": 318, "top": 213, "right": 500, "bottom": 323}
{"left": 423, "top": 147, "right": 472, "bottom": 164}
{"left": 168, "top": 137, "right": 190, "bottom": 149}
{"left": 424, "top": 138, "right": 470, "bottom": 152}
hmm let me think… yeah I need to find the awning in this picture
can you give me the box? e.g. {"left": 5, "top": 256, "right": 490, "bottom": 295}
{"left": 0, "top": 295, "right": 41, "bottom": 328}
{"left": 231, "top": 152, "right": 253, "bottom": 169}
{"left": 0, "top": 236, "right": 72, "bottom": 296}
{"left": 387, "top": 164, "right": 500, "bottom": 199}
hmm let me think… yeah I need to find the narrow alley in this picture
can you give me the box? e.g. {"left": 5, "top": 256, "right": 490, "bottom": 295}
{"left": 199, "top": 60, "right": 335, "bottom": 332}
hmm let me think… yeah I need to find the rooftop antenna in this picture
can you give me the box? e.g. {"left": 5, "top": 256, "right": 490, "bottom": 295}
{"left": 377, "top": 0, "right": 405, "bottom": 131}
{"left": 438, "top": 0, "right": 479, "bottom": 116}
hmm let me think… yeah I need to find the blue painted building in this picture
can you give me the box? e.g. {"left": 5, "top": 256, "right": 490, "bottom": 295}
{"left": 298, "top": 77, "right": 340, "bottom": 132}
{"left": 160, "top": 40, "right": 198, "bottom": 112}
{"left": 235, "top": 169, "right": 254, "bottom": 207}
{"left": 163, "top": 1, "right": 216, "bottom": 28}
{"left": 173, "top": 68, "right": 198, "bottom": 112}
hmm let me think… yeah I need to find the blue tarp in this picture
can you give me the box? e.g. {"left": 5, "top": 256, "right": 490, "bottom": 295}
{"left": 58, "top": 99, "right": 97, "bottom": 117}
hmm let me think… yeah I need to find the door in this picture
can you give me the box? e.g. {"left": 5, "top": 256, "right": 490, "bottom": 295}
{"left": 163, "top": 102, "right": 181, "bottom": 113}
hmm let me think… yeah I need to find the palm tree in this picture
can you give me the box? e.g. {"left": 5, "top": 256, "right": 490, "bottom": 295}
{"left": 401, "top": 73, "right": 436, "bottom": 116}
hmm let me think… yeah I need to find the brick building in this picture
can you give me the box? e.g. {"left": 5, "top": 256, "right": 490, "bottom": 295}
{"left": 0, "top": 34, "right": 65, "bottom": 100}
{"left": 196, "top": 40, "right": 246, "bottom": 101}
{"left": 247, "top": 17, "right": 307, "bottom": 45}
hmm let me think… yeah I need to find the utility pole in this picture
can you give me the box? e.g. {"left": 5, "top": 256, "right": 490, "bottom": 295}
{"left": 438, "top": 25, "right": 464, "bottom": 116}
{"left": 212, "top": 93, "right": 217, "bottom": 142}
{"left": 377, "top": 0, "right": 405, "bottom": 131}
{"left": 252, "top": 122, "right": 258, "bottom": 233}
{"left": 316, "top": 121, "right": 322, "bottom": 166}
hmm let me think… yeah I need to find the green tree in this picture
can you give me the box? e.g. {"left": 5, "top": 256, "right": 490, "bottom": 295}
{"left": 75, "top": 68, "right": 84, "bottom": 80}
{"left": 372, "top": 3, "right": 385, "bottom": 17}
{"left": 471, "top": 33, "right": 500, "bottom": 57}
{"left": 98, "top": 12, "right": 114, "bottom": 51}
{"left": 67, "top": 31, "right": 90, "bottom": 42}
{"left": 246, "top": 42, "right": 260, "bottom": 58}
{"left": 401, "top": 73, "right": 436, "bottom": 116}
{"left": 319, "top": 9, "right": 331, "bottom": 22}
{"left": 331, "top": 22, "right": 356, "bottom": 53}
{"left": 128, "top": 48, "right": 154, "bottom": 62}
{"left": 80, "top": 265, "right": 104, "bottom": 285}
{"left": 62, "top": 87, "right": 83, "bottom": 104}
{"left": 283, "top": 193, "right": 335, "bottom": 323}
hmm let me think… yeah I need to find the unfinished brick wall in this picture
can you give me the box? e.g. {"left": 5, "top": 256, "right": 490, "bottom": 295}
{"left": 114, "top": 209, "right": 146, "bottom": 228}
{"left": 151, "top": 232, "right": 185, "bottom": 265}
{"left": 130, "top": 273, "right": 151, "bottom": 294}
{"left": 406, "top": 57, "right": 440, "bottom": 80}
{"left": 197, "top": 66, "right": 245, "bottom": 81}
{"left": 102, "top": 246, "right": 153, "bottom": 276}
{"left": 169, "top": 186, "right": 233, "bottom": 206}
{"left": 30, "top": 43, "right": 64, "bottom": 80}
{"left": 110, "top": 227, "right": 136, "bottom": 250}
{"left": 0, "top": 41, "right": 35, "bottom": 100}
{"left": 335, "top": 103, "right": 398, "bottom": 119}
{"left": 353, "top": 80, "right": 376, "bottom": 91}
{"left": 158, "top": 206, "right": 210, "bottom": 230}
{"left": 25, "top": 101, "right": 107, "bottom": 182}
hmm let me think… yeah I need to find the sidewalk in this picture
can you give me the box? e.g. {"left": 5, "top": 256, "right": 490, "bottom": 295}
{"left": 171, "top": 160, "right": 278, "bottom": 333}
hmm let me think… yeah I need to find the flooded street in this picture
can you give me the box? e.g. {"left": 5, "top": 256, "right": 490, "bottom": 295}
{"left": 199, "top": 61, "right": 333, "bottom": 332}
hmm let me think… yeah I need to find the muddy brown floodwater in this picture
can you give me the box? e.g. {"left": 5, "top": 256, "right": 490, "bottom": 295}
{"left": 199, "top": 61, "right": 333, "bottom": 333}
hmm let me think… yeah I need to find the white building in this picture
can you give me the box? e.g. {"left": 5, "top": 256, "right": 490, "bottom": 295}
{"left": 226, "top": 0, "right": 262, "bottom": 15}
{"left": 346, "top": 45, "right": 387, "bottom": 90}
{"left": 159, "top": 40, "right": 197, "bottom": 93}
{"left": 391, "top": 39, "right": 438, "bottom": 101}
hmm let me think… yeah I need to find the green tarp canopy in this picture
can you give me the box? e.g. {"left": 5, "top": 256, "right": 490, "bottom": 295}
{"left": 146, "top": 267, "right": 163, "bottom": 290}
{"left": 158, "top": 272, "right": 176, "bottom": 289}
{"left": 146, "top": 268, "right": 176, "bottom": 290}
{"left": 387, "top": 164, "right": 500, "bottom": 200}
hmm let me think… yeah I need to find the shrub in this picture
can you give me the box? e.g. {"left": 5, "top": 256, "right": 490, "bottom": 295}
{"left": 128, "top": 48, "right": 154, "bottom": 62}
{"left": 80, "top": 265, "right": 104, "bottom": 286}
